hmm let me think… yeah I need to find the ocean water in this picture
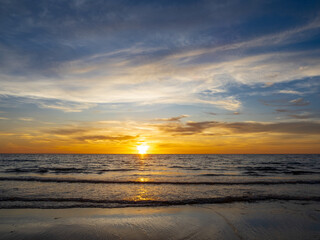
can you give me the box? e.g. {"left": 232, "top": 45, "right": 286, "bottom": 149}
{"left": 0, "top": 154, "right": 319, "bottom": 208}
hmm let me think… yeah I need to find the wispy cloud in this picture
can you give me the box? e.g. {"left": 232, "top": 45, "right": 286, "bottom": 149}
{"left": 0, "top": 2, "right": 319, "bottom": 112}
{"left": 18, "top": 117, "right": 34, "bottom": 121}
{"left": 278, "top": 90, "right": 302, "bottom": 95}
{"left": 34, "top": 99, "right": 96, "bottom": 112}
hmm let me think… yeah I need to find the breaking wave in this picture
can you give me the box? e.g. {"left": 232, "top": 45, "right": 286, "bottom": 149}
{"left": 1, "top": 195, "right": 319, "bottom": 209}
{"left": 1, "top": 176, "right": 320, "bottom": 185}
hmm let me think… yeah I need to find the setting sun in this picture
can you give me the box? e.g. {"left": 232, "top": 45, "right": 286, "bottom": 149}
{"left": 137, "top": 145, "right": 149, "bottom": 154}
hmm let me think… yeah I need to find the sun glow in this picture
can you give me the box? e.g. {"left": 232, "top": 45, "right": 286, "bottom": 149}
{"left": 137, "top": 145, "right": 149, "bottom": 154}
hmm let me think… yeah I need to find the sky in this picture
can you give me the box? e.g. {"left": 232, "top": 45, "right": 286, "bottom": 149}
{"left": 0, "top": 0, "right": 320, "bottom": 154}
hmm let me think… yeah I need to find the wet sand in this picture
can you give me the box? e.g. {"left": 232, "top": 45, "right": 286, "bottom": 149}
{"left": 0, "top": 201, "right": 319, "bottom": 240}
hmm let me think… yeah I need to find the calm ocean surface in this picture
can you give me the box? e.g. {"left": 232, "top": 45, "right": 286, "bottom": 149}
{"left": 0, "top": 154, "right": 319, "bottom": 208}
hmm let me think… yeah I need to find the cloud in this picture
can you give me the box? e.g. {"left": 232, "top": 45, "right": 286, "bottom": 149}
{"left": 274, "top": 108, "right": 318, "bottom": 120}
{"left": 48, "top": 127, "right": 89, "bottom": 135}
{"left": 157, "top": 120, "right": 320, "bottom": 135}
{"left": 18, "top": 117, "right": 34, "bottom": 121}
{"left": 33, "top": 99, "right": 96, "bottom": 112}
{"left": 0, "top": 2, "right": 319, "bottom": 113}
{"left": 205, "top": 111, "right": 241, "bottom": 116}
{"left": 1, "top": 47, "right": 317, "bottom": 112}
{"left": 261, "top": 97, "right": 310, "bottom": 107}
{"left": 225, "top": 121, "right": 320, "bottom": 135}
{"left": 43, "top": 121, "right": 145, "bottom": 142}
{"left": 157, "top": 121, "right": 219, "bottom": 135}
{"left": 278, "top": 90, "right": 302, "bottom": 95}
{"left": 154, "top": 115, "right": 189, "bottom": 122}
{"left": 205, "top": 112, "right": 217, "bottom": 116}
{"left": 288, "top": 114, "right": 314, "bottom": 119}
{"left": 75, "top": 135, "right": 138, "bottom": 142}
{"left": 289, "top": 98, "right": 310, "bottom": 106}
{"left": 275, "top": 109, "right": 295, "bottom": 113}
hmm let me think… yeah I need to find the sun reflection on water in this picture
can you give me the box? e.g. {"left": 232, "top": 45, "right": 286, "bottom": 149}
{"left": 138, "top": 177, "right": 147, "bottom": 182}
{"left": 128, "top": 154, "right": 155, "bottom": 201}
{"left": 122, "top": 177, "right": 154, "bottom": 201}
{"left": 135, "top": 186, "right": 153, "bottom": 201}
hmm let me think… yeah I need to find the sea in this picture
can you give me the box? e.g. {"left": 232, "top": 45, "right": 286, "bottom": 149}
{"left": 0, "top": 154, "right": 319, "bottom": 208}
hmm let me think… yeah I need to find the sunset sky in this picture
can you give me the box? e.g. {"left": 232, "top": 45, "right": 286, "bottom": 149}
{"left": 0, "top": 0, "right": 320, "bottom": 153}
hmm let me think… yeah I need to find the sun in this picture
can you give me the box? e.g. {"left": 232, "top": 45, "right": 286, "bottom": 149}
{"left": 137, "top": 145, "right": 149, "bottom": 154}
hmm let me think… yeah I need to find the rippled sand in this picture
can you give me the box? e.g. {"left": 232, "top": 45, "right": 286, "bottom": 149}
{"left": 0, "top": 201, "right": 319, "bottom": 240}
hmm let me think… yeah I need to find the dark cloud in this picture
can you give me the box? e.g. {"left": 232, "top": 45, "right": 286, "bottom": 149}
{"left": 225, "top": 121, "right": 320, "bottom": 134}
{"left": 261, "top": 97, "right": 310, "bottom": 107}
{"left": 76, "top": 135, "right": 137, "bottom": 141}
{"left": 157, "top": 121, "right": 218, "bottom": 135}
{"left": 48, "top": 128, "right": 89, "bottom": 135}
{"left": 289, "top": 98, "right": 310, "bottom": 106}
{"left": 274, "top": 108, "right": 317, "bottom": 119}
{"left": 205, "top": 112, "right": 217, "bottom": 116}
{"left": 288, "top": 114, "right": 313, "bottom": 119}
{"left": 205, "top": 111, "right": 241, "bottom": 116}
{"left": 47, "top": 126, "right": 138, "bottom": 141}
{"left": 154, "top": 115, "right": 189, "bottom": 122}
{"left": 275, "top": 109, "right": 293, "bottom": 113}
{"left": 158, "top": 120, "right": 320, "bottom": 135}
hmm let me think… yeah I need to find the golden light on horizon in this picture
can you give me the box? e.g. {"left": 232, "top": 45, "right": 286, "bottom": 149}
{"left": 137, "top": 144, "right": 149, "bottom": 154}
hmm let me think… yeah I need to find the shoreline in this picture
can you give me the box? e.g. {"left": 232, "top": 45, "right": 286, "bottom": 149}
{"left": 1, "top": 201, "right": 319, "bottom": 240}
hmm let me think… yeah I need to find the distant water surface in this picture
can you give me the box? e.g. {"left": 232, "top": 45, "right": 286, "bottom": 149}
{"left": 0, "top": 154, "right": 319, "bottom": 208}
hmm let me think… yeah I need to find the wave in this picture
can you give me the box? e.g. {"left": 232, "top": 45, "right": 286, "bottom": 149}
{"left": 199, "top": 173, "right": 240, "bottom": 177}
{"left": 240, "top": 166, "right": 319, "bottom": 175}
{"left": 5, "top": 167, "right": 86, "bottom": 174}
{"left": 4, "top": 168, "right": 135, "bottom": 174}
{"left": 286, "top": 170, "right": 317, "bottom": 175}
{"left": 7, "top": 167, "right": 317, "bottom": 175}
{"left": 1, "top": 195, "right": 319, "bottom": 209}
{"left": 169, "top": 166, "right": 202, "bottom": 170}
{"left": 5, "top": 168, "right": 49, "bottom": 173}
{"left": 99, "top": 169, "right": 135, "bottom": 172}
{"left": 0, "top": 159, "right": 38, "bottom": 162}
{"left": 1, "top": 176, "right": 320, "bottom": 185}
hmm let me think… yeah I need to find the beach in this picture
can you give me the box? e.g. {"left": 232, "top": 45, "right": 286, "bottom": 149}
{"left": 1, "top": 201, "right": 319, "bottom": 240}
